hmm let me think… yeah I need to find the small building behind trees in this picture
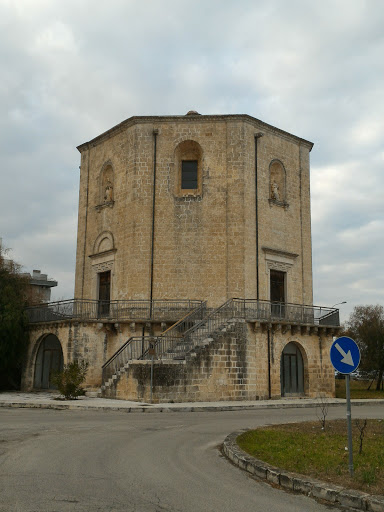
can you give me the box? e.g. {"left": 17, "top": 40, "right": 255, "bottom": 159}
{"left": 21, "top": 269, "right": 58, "bottom": 305}
{"left": 0, "top": 238, "right": 58, "bottom": 390}
{"left": 0, "top": 241, "right": 27, "bottom": 389}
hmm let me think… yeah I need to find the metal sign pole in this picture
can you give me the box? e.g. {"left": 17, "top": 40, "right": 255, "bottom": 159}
{"left": 330, "top": 336, "right": 360, "bottom": 479}
{"left": 345, "top": 374, "right": 354, "bottom": 476}
{"left": 150, "top": 355, "right": 154, "bottom": 404}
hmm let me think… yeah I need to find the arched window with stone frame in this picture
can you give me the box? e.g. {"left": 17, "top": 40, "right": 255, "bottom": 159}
{"left": 174, "top": 140, "right": 203, "bottom": 197}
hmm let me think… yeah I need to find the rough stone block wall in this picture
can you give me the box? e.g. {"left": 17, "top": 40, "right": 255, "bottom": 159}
{"left": 247, "top": 123, "right": 313, "bottom": 306}
{"left": 22, "top": 320, "right": 167, "bottom": 391}
{"left": 103, "top": 321, "right": 336, "bottom": 403}
{"left": 75, "top": 115, "right": 313, "bottom": 309}
{"left": 105, "top": 322, "right": 253, "bottom": 403}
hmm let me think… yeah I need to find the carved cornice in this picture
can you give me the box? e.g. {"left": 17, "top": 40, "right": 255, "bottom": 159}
{"left": 266, "top": 261, "right": 292, "bottom": 273}
{"left": 92, "top": 261, "right": 114, "bottom": 273}
{"left": 77, "top": 114, "right": 314, "bottom": 154}
{"left": 95, "top": 201, "right": 115, "bottom": 212}
{"left": 89, "top": 248, "right": 117, "bottom": 260}
{"left": 268, "top": 198, "right": 289, "bottom": 210}
{"left": 262, "top": 247, "right": 299, "bottom": 260}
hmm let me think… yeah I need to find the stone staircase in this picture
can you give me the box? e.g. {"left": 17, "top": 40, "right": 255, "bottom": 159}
{"left": 100, "top": 297, "right": 339, "bottom": 394}
{"left": 100, "top": 299, "right": 237, "bottom": 393}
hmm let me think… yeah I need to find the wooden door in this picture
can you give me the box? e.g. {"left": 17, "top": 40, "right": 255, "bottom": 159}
{"left": 270, "top": 269, "right": 285, "bottom": 317}
{"left": 98, "top": 271, "right": 111, "bottom": 316}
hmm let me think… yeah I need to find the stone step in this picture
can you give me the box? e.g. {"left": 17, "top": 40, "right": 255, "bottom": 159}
{"left": 85, "top": 390, "right": 98, "bottom": 398}
{"left": 101, "top": 317, "right": 236, "bottom": 390}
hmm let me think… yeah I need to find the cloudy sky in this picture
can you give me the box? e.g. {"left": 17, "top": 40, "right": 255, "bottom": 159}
{"left": 0, "top": 0, "right": 383, "bottom": 321}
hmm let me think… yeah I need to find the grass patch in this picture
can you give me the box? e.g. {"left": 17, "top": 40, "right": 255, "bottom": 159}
{"left": 237, "top": 420, "right": 384, "bottom": 495}
{"left": 336, "top": 379, "right": 384, "bottom": 399}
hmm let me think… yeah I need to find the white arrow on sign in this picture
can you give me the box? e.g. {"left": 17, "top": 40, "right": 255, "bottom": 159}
{"left": 335, "top": 343, "right": 354, "bottom": 366}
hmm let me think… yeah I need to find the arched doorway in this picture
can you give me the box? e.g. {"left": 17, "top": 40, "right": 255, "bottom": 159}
{"left": 281, "top": 342, "right": 304, "bottom": 396}
{"left": 34, "top": 335, "right": 64, "bottom": 389}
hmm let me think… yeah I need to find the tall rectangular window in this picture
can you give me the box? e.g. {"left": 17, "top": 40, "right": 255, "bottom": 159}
{"left": 270, "top": 269, "right": 285, "bottom": 303}
{"left": 181, "top": 160, "right": 198, "bottom": 189}
{"left": 270, "top": 269, "right": 286, "bottom": 318}
{"left": 98, "top": 270, "right": 111, "bottom": 317}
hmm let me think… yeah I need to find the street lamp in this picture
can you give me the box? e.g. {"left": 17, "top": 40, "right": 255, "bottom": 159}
{"left": 331, "top": 301, "right": 347, "bottom": 308}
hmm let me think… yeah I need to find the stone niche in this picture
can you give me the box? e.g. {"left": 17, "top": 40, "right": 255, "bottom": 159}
{"left": 269, "top": 159, "right": 287, "bottom": 206}
{"left": 97, "top": 161, "right": 114, "bottom": 209}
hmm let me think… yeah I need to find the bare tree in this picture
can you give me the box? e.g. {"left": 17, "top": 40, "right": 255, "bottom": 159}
{"left": 355, "top": 419, "right": 368, "bottom": 455}
{"left": 316, "top": 394, "right": 329, "bottom": 430}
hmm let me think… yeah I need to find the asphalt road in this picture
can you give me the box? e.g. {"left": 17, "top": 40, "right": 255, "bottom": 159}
{"left": 0, "top": 404, "right": 383, "bottom": 512}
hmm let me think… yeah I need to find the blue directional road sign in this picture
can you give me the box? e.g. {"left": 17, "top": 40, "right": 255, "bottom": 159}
{"left": 330, "top": 336, "right": 360, "bottom": 374}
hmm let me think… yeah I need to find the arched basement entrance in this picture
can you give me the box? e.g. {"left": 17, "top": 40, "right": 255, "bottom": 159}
{"left": 34, "top": 334, "right": 64, "bottom": 389}
{"left": 280, "top": 342, "right": 305, "bottom": 396}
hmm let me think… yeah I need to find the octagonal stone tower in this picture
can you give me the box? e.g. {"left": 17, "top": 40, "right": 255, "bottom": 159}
{"left": 74, "top": 112, "right": 313, "bottom": 309}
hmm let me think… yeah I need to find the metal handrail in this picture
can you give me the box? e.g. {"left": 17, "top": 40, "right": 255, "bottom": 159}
{"left": 25, "top": 299, "right": 204, "bottom": 324}
{"left": 101, "top": 302, "right": 207, "bottom": 384}
{"left": 100, "top": 298, "right": 339, "bottom": 385}
{"left": 102, "top": 336, "right": 141, "bottom": 384}
{"left": 231, "top": 298, "right": 339, "bottom": 326}
{"left": 160, "top": 298, "right": 339, "bottom": 361}
{"left": 157, "top": 300, "right": 207, "bottom": 339}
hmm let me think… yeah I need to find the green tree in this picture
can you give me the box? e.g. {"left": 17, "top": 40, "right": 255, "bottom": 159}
{"left": 0, "top": 246, "right": 29, "bottom": 390}
{"left": 345, "top": 305, "right": 384, "bottom": 391}
{"left": 51, "top": 360, "right": 88, "bottom": 399}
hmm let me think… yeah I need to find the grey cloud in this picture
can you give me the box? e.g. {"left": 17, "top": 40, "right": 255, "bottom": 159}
{"left": 0, "top": 0, "right": 383, "bottom": 321}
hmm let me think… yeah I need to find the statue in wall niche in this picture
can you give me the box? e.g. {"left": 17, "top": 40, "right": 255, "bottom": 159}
{"left": 271, "top": 181, "right": 280, "bottom": 201}
{"left": 104, "top": 181, "right": 113, "bottom": 203}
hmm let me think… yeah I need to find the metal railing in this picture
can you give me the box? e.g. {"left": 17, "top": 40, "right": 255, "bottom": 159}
{"left": 102, "top": 336, "right": 145, "bottom": 384}
{"left": 181, "top": 298, "right": 235, "bottom": 352}
{"left": 101, "top": 302, "right": 207, "bottom": 383}
{"left": 100, "top": 298, "right": 339, "bottom": 385}
{"left": 154, "top": 301, "right": 208, "bottom": 358}
{"left": 25, "top": 299, "right": 203, "bottom": 324}
{"left": 234, "top": 299, "right": 340, "bottom": 326}
{"left": 167, "top": 299, "right": 339, "bottom": 362}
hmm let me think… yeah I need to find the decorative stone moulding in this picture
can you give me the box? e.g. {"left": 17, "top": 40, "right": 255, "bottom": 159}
{"left": 268, "top": 198, "right": 289, "bottom": 209}
{"left": 91, "top": 231, "right": 115, "bottom": 256}
{"left": 262, "top": 247, "right": 298, "bottom": 274}
{"left": 92, "top": 260, "right": 114, "bottom": 273}
{"left": 95, "top": 200, "right": 115, "bottom": 211}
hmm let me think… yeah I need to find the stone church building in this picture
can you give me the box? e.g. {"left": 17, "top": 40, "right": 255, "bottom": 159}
{"left": 23, "top": 112, "right": 340, "bottom": 401}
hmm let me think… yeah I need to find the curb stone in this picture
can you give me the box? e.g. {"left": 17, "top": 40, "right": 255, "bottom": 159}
{"left": 1, "top": 397, "right": 384, "bottom": 413}
{"left": 223, "top": 430, "right": 384, "bottom": 512}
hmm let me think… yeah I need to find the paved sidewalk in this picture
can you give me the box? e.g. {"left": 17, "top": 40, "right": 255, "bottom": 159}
{"left": 1, "top": 391, "right": 384, "bottom": 413}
